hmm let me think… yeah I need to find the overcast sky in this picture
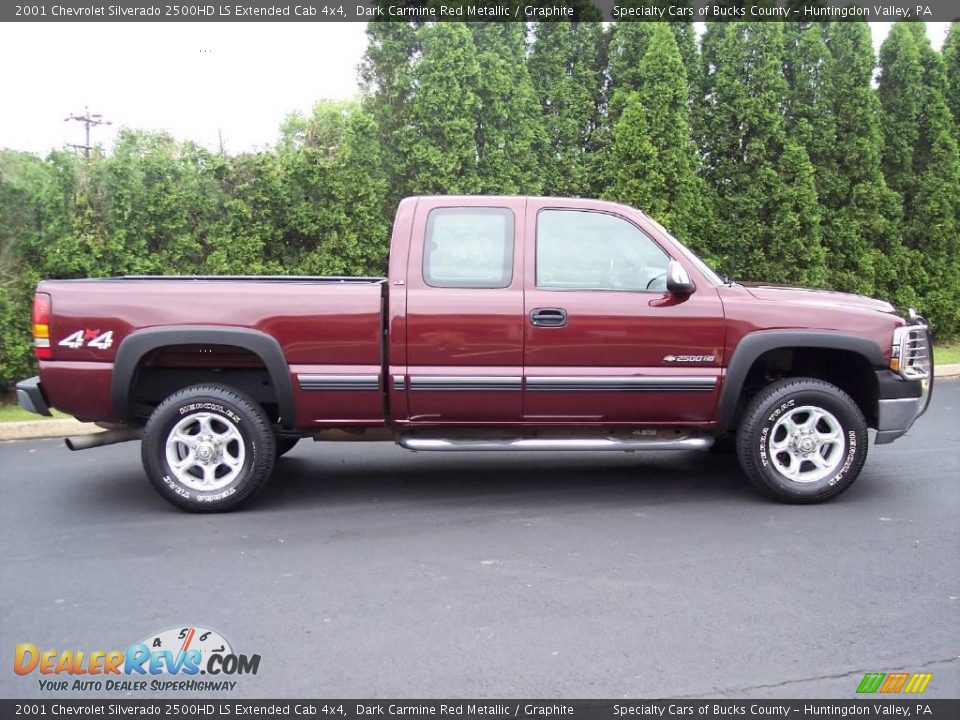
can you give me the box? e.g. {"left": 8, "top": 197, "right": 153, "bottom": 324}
{"left": 0, "top": 22, "right": 951, "bottom": 157}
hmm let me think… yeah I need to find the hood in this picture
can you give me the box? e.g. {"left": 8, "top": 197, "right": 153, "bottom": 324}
{"left": 742, "top": 283, "right": 897, "bottom": 314}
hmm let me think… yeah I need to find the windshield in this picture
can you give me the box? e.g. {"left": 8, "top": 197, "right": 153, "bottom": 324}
{"left": 642, "top": 214, "right": 725, "bottom": 287}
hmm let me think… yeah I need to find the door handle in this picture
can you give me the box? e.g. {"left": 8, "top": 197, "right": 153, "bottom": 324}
{"left": 530, "top": 308, "right": 568, "bottom": 327}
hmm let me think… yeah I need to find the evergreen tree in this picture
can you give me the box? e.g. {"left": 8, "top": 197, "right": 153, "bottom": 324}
{"left": 468, "top": 23, "right": 546, "bottom": 195}
{"left": 783, "top": 22, "right": 837, "bottom": 204}
{"left": 768, "top": 141, "right": 826, "bottom": 287}
{"left": 909, "top": 22, "right": 952, "bottom": 184}
{"left": 911, "top": 119, "right": 960, "bottom": 335}
{"left": 359, "top": 20, "right": 419, "bottom": 206}
{"left": 603, "top": 92, "right": 662, "bottom": 215}
{"left": 944, "top": 23, "right": 960, "bottom": 134}
{"left": 605, "top": 24, "right": 709, "bottom": 253}
{"left": 670, "top": 19, "right": 700, "bottom": 105}
{"left": 907, "top": 33, "right": 960, "bottom": 334}
{"left": 822, "top": 22, "right": 905, "bottom": 300}
{"left": 879, "top": 21, "right": 960, "bottom": 330}
{"left": 277, "top": 102, "right": 390, "bottom": 276}
{"left": 399, "top": 23, "right": 482, "bottom": 196}
{"left": 878, "top": 22, "right": 923, "bottom": 203}
{"left": 528, "top": 21, "right": 606, "bottom": 196}
{"left": 700, "top": 22, "right": 823, "bottom": 285}
{"left": 606, "top": 22, "right": 653, "bottom": 119}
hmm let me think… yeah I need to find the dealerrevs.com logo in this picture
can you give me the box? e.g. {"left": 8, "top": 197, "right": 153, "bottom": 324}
{"left": 13, "top": 626, "right": 261, "bottom": 693}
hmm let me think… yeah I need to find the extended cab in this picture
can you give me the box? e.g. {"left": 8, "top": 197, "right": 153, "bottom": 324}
{"left": 16, "top": 196, "right": 933, "bottom": 511}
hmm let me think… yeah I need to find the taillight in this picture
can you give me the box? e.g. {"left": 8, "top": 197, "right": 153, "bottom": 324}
{"left": 33, "top": 292, "right": 52, "bottom": 360}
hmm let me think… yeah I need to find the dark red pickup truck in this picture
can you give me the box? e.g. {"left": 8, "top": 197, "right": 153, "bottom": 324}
{"left": 17, "top": 196, "right": 933, "bottom": 511}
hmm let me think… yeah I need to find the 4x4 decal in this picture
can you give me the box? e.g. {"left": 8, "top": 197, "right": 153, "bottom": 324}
{"left": 59, "top": 329, "right": 114, "bottom": 350}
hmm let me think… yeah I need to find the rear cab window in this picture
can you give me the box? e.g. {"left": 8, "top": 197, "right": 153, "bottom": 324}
{"left": 423, "top": 208, "right": 515, "bottom": 289}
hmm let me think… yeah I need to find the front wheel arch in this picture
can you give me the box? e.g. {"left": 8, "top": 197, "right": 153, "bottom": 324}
{"left": 719, "top": 332, "right": 884, "bottom": 428}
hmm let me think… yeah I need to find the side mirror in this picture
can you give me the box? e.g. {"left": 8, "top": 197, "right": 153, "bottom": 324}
{"left": 666, "top": 260, "right": 696, "bottom": 295}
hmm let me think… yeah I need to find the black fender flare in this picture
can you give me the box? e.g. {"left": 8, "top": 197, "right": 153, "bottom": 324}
{"left": 718, "top": 330, "right": 886, "bottom": 426}
{"left": 111, "top": 326, "right": 296, "bottom": 428}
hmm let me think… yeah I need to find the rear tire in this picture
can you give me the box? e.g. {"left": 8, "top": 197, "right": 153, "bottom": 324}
{"left": 141, "top": 384, "right": 275, "bottom": 512}
{"left": 736, "top": 377, "right": 868, "bottom": 503}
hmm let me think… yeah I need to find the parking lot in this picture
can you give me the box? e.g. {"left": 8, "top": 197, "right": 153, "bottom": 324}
{"left": 1, "top": 380, "right": 958, "bottom": 699}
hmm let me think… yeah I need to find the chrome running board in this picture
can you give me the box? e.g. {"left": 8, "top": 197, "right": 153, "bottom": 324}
{"left": 398, "top": 436, "right": 713, "bottom": 452}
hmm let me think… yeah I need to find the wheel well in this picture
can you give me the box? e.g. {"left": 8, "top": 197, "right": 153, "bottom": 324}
{"left": 127, "top": 344, "right": 280, "bottom": 422}
{"left": 733, "top": 348, "right": 879, "bottom": 429}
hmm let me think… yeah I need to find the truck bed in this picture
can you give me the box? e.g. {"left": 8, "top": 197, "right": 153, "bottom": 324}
{"left": 36, "top": 276, "right": 387, "bottom": 425}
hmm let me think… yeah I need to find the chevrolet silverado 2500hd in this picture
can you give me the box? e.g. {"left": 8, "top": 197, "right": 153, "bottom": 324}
{"left": 16, "top": 196, "right": 933, "bottom": 511}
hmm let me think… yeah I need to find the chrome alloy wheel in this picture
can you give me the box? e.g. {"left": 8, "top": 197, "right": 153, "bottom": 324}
{"left": 164, "top": 412, "right": 245, "bottom": 492}
{"left": 768, "top": 405, "right": 844, "bottom": 483}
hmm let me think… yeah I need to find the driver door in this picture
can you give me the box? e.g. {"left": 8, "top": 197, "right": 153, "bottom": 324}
{"left": 522, "top": 201, "right": 724, "bottom": 424}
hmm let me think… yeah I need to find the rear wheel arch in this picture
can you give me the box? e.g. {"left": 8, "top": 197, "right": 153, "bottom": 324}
{"left": 111, "top": 326, "right": 296, "bottom": 428}
{"left": 719, "top": 331, "right": 885, "bottom": 429}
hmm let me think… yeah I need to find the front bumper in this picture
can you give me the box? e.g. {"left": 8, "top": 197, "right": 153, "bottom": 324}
{"left": 876, "top": 317, "right": 934, "bottom": 445}
{"left": 15, "top": 376, "right": 52, "bottom": 417}
{"left": 874, "top": 366, "right": 933, "bottom": 445}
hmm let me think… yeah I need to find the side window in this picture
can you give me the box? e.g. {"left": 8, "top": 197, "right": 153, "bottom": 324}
{"left": 423, "top": 208, "right": 515, "bottom": 289}
{"left": 536, "top": 210, "right": 670, "bottom": 291}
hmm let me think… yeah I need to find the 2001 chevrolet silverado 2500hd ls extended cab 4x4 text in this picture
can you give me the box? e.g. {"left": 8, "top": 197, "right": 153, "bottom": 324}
{"left": 16, "top": 196, "right": 933, "bottom": 511}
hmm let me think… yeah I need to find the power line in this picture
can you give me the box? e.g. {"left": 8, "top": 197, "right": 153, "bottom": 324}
{"left": 64, "top": 106, "right": 112, "bottom": 158}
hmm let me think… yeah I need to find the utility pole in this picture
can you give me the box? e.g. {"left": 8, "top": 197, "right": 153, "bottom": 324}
{"left": 64, "top": 106, "right": 112, "bottom": 158}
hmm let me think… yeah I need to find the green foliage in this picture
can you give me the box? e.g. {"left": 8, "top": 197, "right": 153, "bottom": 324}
{"left": 604, "top": 25, "right": 710, "bottom": 258}
{"left": 879, "top": 23, "right": 924, "bottom": 203}
{"left": 607, "top": 22, "right": 655, "bottom": 104}
{"left": 0, "top": 272, "right": 39, "bottom": 387}
{"left": 359, "top": 20, "right": 420, "bottom": 208}
{"left": 818, "top": 22, "right": 905, "bottom": 300}
{"left": 528, "top": 21, "right": 606, "bottom": 196}
{"left": 701, "top": 23, "right": 824, "bottom": 286}
{"left": 944, "top": 23, "right": 960, "bottom": 135}
{"left": 399, "top": 23, "right": 482, "bottom": 196}
{"left": 879, "top": 22, "right": 960, "bottom": 334}
{"left": 469, "top": 23, "right": 546, "bottom": 195}
{"left": 783, "top": 23, "right": 836, "bottom": 202}
{"left": 604, "top": 91, "right": 661, "bottom": 211}
{"left": 276, "top": 101, "right": 390, "bottom": 275}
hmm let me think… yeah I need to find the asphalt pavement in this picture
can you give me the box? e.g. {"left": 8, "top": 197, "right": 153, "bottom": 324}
{"left": 1, "top": 380, "right": 958, "bottom": 699}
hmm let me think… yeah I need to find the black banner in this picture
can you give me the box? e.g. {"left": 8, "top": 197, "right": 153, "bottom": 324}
{"left": 1, "top": 700, "right": 959, "bottom": 719}
{"left": 5, "top": 0, "right": 960, "bottom": 23}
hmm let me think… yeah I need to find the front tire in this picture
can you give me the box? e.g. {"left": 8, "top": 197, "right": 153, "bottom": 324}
{"left": 141, "top": 384, "right": 276, "bottom": 512}
{"left": 736, "top": 378, "right": 868, "bottom": 503}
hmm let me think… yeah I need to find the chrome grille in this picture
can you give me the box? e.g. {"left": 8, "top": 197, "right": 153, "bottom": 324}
{"left": 893, "top": 323, "right": 931, "bottom": 380}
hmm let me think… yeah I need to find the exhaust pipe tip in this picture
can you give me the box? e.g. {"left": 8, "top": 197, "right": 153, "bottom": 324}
{"left": 65, "top": 427, "right": 142, "bottom": 452}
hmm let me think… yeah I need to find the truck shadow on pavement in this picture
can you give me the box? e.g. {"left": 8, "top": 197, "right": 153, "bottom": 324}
{"left": 61, "top": 442, "right": 891, "bottom": 516}
{"left": 249, "top": 447, "right": 765, "bottom": 512}
{"left": 61, "top": 447, "right": 761, "bottom": 515}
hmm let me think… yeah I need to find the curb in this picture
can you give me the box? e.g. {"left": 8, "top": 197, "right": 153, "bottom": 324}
{"left": 936, "top": 363, "right": 960, "bottom": 378}
{"left": 1, "top": 368, "right": 958, "bottom": 442}
{"left": 0, "top": 418, "right": 101, "bottom": 442}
